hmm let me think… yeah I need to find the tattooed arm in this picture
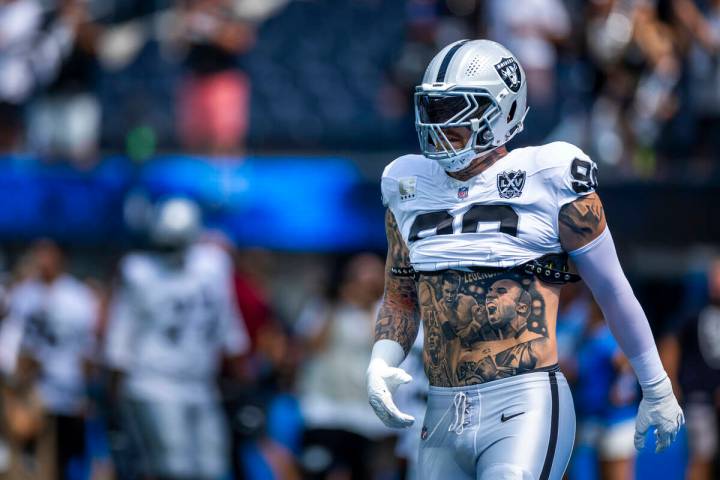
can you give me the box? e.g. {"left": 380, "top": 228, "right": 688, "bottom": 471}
{"left": 559, "top": 193, "right": 684, "bottom": 453}
{"left": 374, "top": 209, "right": 421, "bottom": 353}
{"left": 558, "top": 192, "right": 607, "bottom": 251}
{"left": 367, "top": 209, "right": 419, "bottom": 428}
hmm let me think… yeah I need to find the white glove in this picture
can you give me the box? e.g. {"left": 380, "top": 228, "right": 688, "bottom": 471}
{"left": 366, "top": 357, "right": 415, "bottom": 428}
{"left": 634, "top": 375, "right": 684, "bottom": 453}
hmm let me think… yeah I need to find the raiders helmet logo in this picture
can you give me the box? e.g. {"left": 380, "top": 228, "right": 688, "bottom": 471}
{"left": 497, "top": 170, "right": 526, "bottom": 199}
{"left": 494, "top": 57, "right": 522, "bottom": 93}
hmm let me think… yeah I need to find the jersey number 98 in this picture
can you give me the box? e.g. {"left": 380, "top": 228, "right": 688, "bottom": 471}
{"left": 408, "top": 204, "right": 519, "bottom": 242}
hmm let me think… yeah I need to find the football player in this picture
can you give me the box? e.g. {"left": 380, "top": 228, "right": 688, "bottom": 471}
{"left": 5, "top": 240, "right": 99, "bottom": 479}
{"left": 366, "top": 40, "right": 684, "bottom": 479}
{"left": 105, "top": 198, "right": 249, "bottom": 480}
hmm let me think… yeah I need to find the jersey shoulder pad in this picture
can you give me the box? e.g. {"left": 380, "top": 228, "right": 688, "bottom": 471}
{"left": 187, "top": 243, "right": 231, "bottom": 279}
{"left": 381, "top": 154, "right": 433, "bottom": 207}
{"left": 537, "top": 141, "right": 598, "bottom": 206}
{"left": 119, "top": 253, "right": 158, "bottom": 288}
{"left": 57, "top": 275, "right": 94, "bottom": 302}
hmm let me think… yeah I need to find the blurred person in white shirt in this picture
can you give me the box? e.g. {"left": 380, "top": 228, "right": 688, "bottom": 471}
{"left": 487, "top": 0, "right": 570, "bottom": 106}
{"left": 4, "top": 239, "right": 99, "bottom": 480}
{"left": 296, "top": 253, "right": 393, "bottom": 480}
{"left": 104, "top": 198, "right": 250, "bottom": 480}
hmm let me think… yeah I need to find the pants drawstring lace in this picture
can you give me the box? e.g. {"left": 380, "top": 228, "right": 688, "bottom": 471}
{"left": 448, "top": 392, "right": 471, "bottom": 435}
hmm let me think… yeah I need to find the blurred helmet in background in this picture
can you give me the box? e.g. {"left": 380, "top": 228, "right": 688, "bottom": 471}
{"left": 149, "top": 197, "right": 201, "bottom": 249}
{"left": 415, "top": 39, "right": 528, "bottom": 172}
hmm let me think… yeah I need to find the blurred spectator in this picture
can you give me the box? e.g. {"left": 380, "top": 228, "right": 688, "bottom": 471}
{"left": 393, "top": 325, "right": 428, "bottom": 480}
{"left": 585, "top": 0, "right": 682, "bottom": 173}
{"left": 0, "top": 0, "right": 47, "bottom": 150}
{"left": 674, "top": 0, "right": 720, "bottom": 168}
{"left": 225, "top": 247, "right": 302, "bottom": 480}
{"left": 26, "top": 0, "right": 102, "bottom": 166}
{"left": 556, "top": 282, "right": 592, "bottom": 369}
{"left": 568, "top": 300, "right": 638, "bottom": 480}
{"left": 175, "top": 0, "right": 255, "bottom": 155}
{"left": 0, "top": 352, "right": 55, "bottom": 479}
{"left": 295, "top": 253, "right": 392, "bottom": 480}
{"left": 104, "top": 198, "right": 250, "bottom": 480}
{"left": 233, "top": 248, "right": 277, "bottom": 352}
{"left": 661, "top": 257, "right": 720, "bottom": 480}
{"left": 3, "top": 239, "right": 99, "bottom": 480}
{"left": 0, "top": 0, "right": 96, "bottom": 154}
{"left": 487, "top": 0, "right": 571, "bottom": 141}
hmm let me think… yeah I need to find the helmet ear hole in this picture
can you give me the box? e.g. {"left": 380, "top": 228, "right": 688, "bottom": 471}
{"left": 507, "top": 101, "right": 517, "bottom": 123}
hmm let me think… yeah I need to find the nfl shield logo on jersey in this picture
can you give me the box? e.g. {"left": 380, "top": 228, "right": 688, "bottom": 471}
{"left": 494, "top": 57, "right": 522, "bottom": 93}
{"left": 457, "top": 186, "right": 468, "bottom": 199}
{"left": 497, "top": 170, "right": 526, "bottom": 199}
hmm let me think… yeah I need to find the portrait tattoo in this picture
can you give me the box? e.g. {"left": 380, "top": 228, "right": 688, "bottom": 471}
{"left": 376, "top": 210, "right": 557, "bottom": 387}
{"left": 417, "top": 269, "right": 551, "bottom": 386}
{"left": 558, "top": 193, "right": 607, "bottom": 251}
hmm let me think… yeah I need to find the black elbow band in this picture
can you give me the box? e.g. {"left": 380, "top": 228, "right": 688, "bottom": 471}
{"left": 390, "top": 266, "right": 417, "bottom": 278}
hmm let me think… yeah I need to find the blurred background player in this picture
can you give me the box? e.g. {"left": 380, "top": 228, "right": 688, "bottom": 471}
{"left": 661, "top": 257, "right": 720, "bottom": 480}
{"left": 568, "top": 300, "right": 638, "bottom": 480}
{"left": 2, "top": 240, "right": 99, "bottom": 480}
{"left": 393, "top": 326, "right": 428, "bottom": 480}
{"left": 104, "top": 197, "right": 250, "bottom": 480}
{"left": 296, "top": 253, "right": 393, "bottom": 480}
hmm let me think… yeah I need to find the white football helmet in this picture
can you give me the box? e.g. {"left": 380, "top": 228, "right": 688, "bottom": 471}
{"left": 149, "top": 197, "right": 201, "bottom": 248}
{"left": 415, "top": 39, "right": 528, "bottom": 172}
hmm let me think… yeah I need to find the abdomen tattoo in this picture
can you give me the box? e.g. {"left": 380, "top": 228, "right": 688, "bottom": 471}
{"left": 419, "top": 269, "right": 559, "bottom": 386}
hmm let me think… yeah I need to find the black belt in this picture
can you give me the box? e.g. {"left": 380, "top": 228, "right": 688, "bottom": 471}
{"left": 391, "top": 255, "right": 580, "bottom": 285}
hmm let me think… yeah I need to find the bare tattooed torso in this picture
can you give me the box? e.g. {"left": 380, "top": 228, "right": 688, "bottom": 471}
{"left": 418, "top": 269, "right": 559, "bottom": 386}
{"left": 375, "top": 193, "right": 606, "bottom": 387}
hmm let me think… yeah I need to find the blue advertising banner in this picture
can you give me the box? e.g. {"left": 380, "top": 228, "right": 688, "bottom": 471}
{"left": 0, "top": 155, "right": 386, "bottom": 251}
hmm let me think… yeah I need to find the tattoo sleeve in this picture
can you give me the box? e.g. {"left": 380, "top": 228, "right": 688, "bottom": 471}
{"left": 375, "top": 209, "right": 420, "bottom": 354}
{"left": 558, "top": 192, "right": 608, "bottom": 252}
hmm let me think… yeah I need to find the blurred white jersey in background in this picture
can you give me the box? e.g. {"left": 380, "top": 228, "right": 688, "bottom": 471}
{"left": 4, "top": 274, "right": 98, "bottom": 415}
{"left": 105, "top": 242, "right": 249, "bottom": 404}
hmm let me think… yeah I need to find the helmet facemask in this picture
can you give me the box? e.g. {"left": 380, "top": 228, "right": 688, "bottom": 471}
{"left": 414, "top": 89, "right": 501, "bottom": 172}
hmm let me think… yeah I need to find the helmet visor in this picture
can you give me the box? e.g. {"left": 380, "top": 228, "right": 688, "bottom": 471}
{"left": 416, "top": 92, "right": 494, "bottom": 125}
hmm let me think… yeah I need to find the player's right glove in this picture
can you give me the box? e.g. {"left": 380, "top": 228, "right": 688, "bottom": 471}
{"left": 366, "top": 357, "right": 415, "bottom": 428}
{"left": 634, "top": 375, "right": 684, "bottom": 453}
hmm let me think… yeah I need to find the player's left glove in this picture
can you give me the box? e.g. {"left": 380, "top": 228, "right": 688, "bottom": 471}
{"left": 366, "top": 357, "right": 415, "bottom": 429}
{"left": 634, "top": 375, "right": 684, "bottom": 453}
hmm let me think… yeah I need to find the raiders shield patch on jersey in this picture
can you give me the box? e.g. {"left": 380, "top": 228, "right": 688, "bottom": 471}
{"left": 494, "top": 57, "right": 522, "bottom": 93}
{"left": 497, "top": 170, "right": 526, "bottom": 198}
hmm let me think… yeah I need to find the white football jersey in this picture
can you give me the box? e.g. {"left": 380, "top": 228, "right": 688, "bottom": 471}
{"left": 105, "top": 242, "right": 249, "bottom": 403}
{"left": 381, "top": 142, "right": 598, "bottom": 271}
{"left": 6, "top": 275, "right": 98, "bottom": 415}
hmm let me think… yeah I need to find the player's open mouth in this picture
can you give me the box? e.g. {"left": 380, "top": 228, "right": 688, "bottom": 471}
{"left": 486, "top": 303, "right": 497, "bottom": 314}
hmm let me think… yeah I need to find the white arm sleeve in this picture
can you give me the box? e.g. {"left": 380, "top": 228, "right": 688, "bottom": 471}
{"left": 569, "top": 228, "right": 666, "bottom": 386}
